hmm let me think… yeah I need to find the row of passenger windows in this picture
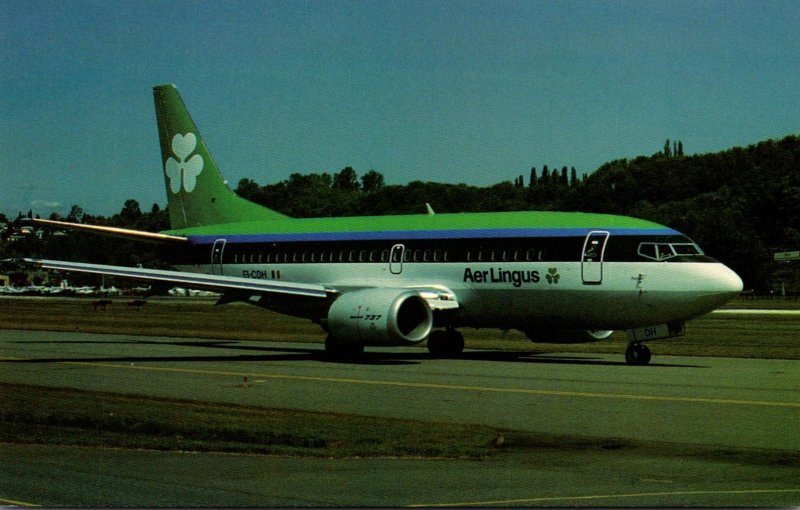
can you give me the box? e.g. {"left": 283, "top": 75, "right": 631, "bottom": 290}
{"left": 228, "top": 247, "right": 545, "bottom": 264}
{"left": 198, "top": 236, "right": 709, "bottom": 266}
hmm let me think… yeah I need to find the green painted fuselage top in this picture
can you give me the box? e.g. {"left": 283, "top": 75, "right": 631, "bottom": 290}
{"left": 164, "top": 210, "right": 671, "bottom": 239}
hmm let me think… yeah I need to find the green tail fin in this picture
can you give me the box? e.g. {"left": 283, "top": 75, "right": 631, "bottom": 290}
{"left": 153, "top": 84, "right": 288, "bottom": 229}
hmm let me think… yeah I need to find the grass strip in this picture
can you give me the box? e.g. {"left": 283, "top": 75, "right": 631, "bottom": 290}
{"left": 2, "top": 382, "right": 796, "bottom": 469}
{"left": 0, "top": 383, "right": 500, "bottom": 458}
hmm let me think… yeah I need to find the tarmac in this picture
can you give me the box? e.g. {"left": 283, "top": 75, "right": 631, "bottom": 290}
{"left": 1, "top": 329, "right": 798, "bottom": 507}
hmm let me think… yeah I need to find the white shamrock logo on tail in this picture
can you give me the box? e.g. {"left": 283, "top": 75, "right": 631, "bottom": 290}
{"left": 165, "top": 133, "right": 204, "bottom": 193}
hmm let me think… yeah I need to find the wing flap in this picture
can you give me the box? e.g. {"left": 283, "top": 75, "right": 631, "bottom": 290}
{"left": 414, "top": 287, "right": 460, "bottom": 311}
{"left": 25, "top": 259, "right": 330, "bottom": 299}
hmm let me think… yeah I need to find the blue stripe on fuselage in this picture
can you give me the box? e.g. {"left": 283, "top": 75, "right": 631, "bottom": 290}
{"left": 187, "top": 227, "right": 679, "bottom": 245}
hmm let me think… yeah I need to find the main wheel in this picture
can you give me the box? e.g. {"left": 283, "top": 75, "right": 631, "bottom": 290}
{"left": 427, "top": 329, "right": 465, "bottom": 358}
{"left": 445, "top": 328, "right": 465, "bottom": 356}
{"left": 427, "top": 330, "right": 449, "bottom": 357}
{"left": 625, "top": 343, "right": 652, "bottom": 365}
{"left": 324, "top": 334, "right": 364, "bottom": 360}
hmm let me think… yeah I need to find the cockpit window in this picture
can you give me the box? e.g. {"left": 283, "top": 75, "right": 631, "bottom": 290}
{"left": 638, "top": 242, "right": 703, "bottom": 261}
{"left": 672, "top": 243, "right": 702, "bottom": 256}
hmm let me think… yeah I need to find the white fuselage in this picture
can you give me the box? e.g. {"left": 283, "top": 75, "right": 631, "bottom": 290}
{"left": 177, "top": 256, "right": 742, "bottom": 331}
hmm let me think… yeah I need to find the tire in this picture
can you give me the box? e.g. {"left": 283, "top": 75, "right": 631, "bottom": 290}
{"left": 625, "top": 343, "right": 652, "bottom": 365}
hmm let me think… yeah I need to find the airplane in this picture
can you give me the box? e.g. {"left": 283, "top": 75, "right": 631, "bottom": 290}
{"left": 26, "top": 84, "right": 744, "bottom": 364}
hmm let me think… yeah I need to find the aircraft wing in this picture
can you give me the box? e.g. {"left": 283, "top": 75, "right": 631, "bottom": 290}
{"left": 24, "top": 259, "right": 330, "bottom": 299}
{"left": 21, "top": 259, "right": 461, "bottom": 312}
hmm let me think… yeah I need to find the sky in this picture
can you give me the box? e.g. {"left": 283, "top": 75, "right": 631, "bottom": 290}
{"left": 1, "top": 0, "right": 798, "bottom": 219}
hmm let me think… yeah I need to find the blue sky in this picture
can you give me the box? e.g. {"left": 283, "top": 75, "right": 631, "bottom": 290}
{"left": 1, "top": 0, "right": 798, "bottom": 218}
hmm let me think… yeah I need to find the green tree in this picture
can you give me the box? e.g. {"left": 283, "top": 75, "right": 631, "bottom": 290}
{"left": 119, "top": 199, "right": 142, "bottom": 226}
{"left": 361, "top": 170, "right": 385, "bottom": 193}
{"left": 333, "top": 167, "right": 360, "bottom": 191}
{"left": 67, "top": 205, "right": 84, "bottom": 223}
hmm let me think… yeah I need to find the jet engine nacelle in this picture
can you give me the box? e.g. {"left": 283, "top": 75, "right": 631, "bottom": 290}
{"left": 327, "top": 288, "right": 433, "bottom": 346}
{"left": 523, "top": 329, "right": 614, "bottom": 344}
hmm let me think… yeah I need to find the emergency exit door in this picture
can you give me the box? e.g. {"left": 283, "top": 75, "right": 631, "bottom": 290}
{"left": 389, "top": 244, "right": 405, "bottom": 274}
{"left": 211, "top": 239, "right": 226, "bottom": 275}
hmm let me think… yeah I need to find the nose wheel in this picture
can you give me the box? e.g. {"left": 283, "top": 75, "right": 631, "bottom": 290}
{"left": 625, "top": 343, "right": 652, "bottom": 365}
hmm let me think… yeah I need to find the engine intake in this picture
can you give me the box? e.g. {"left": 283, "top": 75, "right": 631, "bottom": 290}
{"left": 327, "top": 288, "right": 433, "bottom": 346}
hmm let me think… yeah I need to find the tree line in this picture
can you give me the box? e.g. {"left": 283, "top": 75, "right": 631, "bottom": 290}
{"left": 4, "top": 135, "right": 798, "bottom": 290}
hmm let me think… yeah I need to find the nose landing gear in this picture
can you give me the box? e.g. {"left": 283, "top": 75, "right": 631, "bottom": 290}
{"left": 625, "top": 343, "right": 652, "bottom": 365}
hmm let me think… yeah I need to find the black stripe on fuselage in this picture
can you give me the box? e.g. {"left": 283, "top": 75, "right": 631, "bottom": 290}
{"left": 165, "top": 234, "right": 717, "bottom": 266}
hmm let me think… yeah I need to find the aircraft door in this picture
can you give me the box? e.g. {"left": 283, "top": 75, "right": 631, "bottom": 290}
{"left": 581, "top": 231, "right": 609, "bottom": 285}
{"left": 211, "top": 239, "right": 226, "bottom": 275}
{"left": 389, "top": 244, "right": 405, "bottom": 274}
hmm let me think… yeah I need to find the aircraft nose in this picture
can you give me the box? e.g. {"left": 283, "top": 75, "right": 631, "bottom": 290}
{"left": 711, "top": 263, "right": 744, "bottom": 298}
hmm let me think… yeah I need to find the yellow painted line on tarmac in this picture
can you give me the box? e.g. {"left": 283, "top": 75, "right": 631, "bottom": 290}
{"left": 406, "top": 488, "right": 800, "bottom": 507}
{"left": 0, "top": 496, "right": 40, "bottom": 507}
{"left": 4, "top": 356, "right": 798, "bottom": 409}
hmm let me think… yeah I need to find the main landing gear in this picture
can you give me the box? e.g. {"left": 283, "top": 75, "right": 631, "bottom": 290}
{"left": 625, "top": 343, "right": 652, "bottom": 365}
{"left": 427, "top": 328, "right": 465, "bottom": 358}
{"left": 324, "top": 334, "right": 365, "bottom": 360}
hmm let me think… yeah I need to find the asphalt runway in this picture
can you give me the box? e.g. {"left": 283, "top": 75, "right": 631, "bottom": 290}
{"left": 1, "top": 329, "right": 798, "bottom": 507}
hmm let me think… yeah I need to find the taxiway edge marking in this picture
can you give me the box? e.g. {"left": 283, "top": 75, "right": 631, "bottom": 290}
{"left": 0, "top": 496, "right": 40, "bottom": 507}
{"left": 406, "top": 488, "right": 800, "bottom": 507}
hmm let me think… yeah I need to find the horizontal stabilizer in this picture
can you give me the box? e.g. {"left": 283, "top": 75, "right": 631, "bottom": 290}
{"left": 33, "top": 219, "right": 189, "bottom": 244}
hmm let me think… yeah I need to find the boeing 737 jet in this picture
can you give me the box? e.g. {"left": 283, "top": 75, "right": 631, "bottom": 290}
{"left": 27, "top": 84, "right": 743, "bottom": 364}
